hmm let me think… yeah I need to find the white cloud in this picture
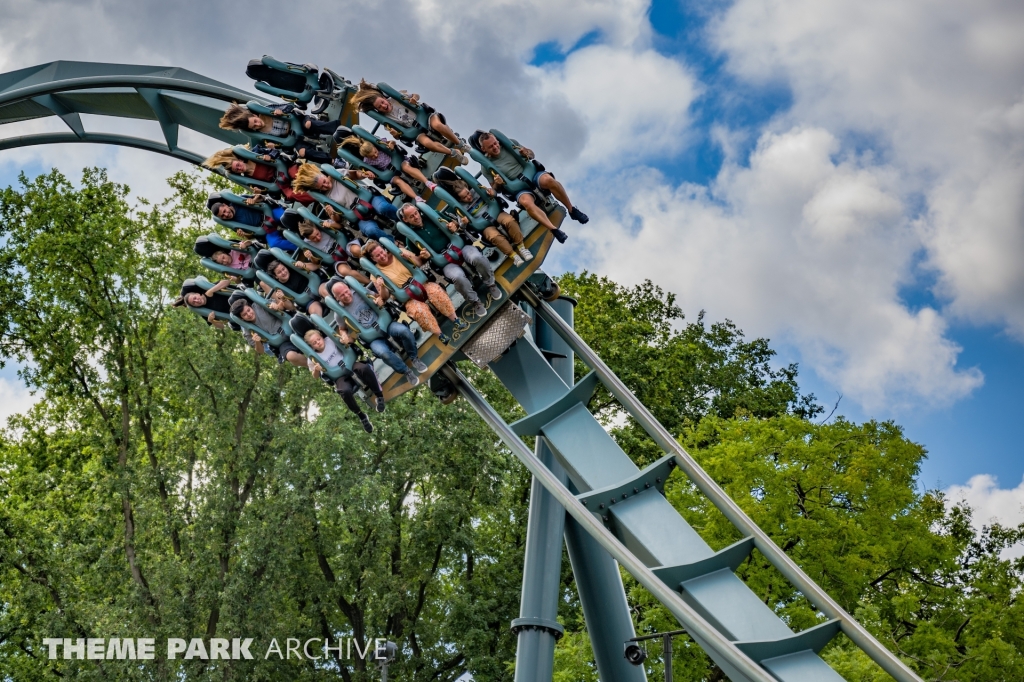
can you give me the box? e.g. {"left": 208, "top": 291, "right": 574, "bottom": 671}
{"left": 533, "top": 45, "right": 699, "bottom": 172}
{"left": 0, "top": 377, "right": 38, "bottom": 426}
{"left": 946, "top": 474, "right": 1024, "bottom": 558}
{"left": 565, "top": 126, "right": 983, "bottom": 411}
{"left": 711, "top": 0, "right": 1024, "bottom": 338}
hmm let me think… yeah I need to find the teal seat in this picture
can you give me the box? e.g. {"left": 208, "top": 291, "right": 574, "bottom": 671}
{"left": 247, "top": 56, "right": 320, "bottom": 105}
{"left": 254, "top": 247, "right": 321, "bottom": 306}
{"left": 321, "top": 277, "right": 394, "bottom": 345}
{"left": 363, "top": 82, "right": 432, "bottom": 145}
{"left": 394, "top": 202, "right": 465, "bottom": 270}
{"left": 209, "top": 191, "right": 271, "bottom": 237}
{"left": 228, "top": 290, "right": 293, "bottom": 348}
{"left": 194, "top": 233, "right": 259, "bottom": 281}
{"left": 288, "top": 314, "right": 357, "bottom": 382}
{"left": 243, "top": 100, "right": 301, "bottom": 147}
{"left": 358, "top": 240, "right": 427, "bottom": 305}
{"left": 180, "top": 276, "right": 234, "bottom": 325}
{"left": 304, "top": 164, "right": 375, "bottom": 225}
{"left": 469, "top": 128, "right": 541, "bottom": 197}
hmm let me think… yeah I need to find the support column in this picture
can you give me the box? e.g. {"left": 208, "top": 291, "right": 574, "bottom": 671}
{"left": 539, "top": 298, "right": 646, "bottom": 682}
{"left": 504, "top": 299, "right": 575, "bottom": 682}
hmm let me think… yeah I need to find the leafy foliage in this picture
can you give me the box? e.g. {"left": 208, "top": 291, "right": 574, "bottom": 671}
{"left": 0, "top": 169, "right": 1020, "bottom": 682}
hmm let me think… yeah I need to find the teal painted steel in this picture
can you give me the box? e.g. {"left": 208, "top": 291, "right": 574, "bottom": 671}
{"left": 0, "top": 61, "right": 260, "bottom": 164}
{"left": 524, "top": 291, "right": 922, "bottom": 682}
{"left": 443, "top": 363, "right": 778, "bottom": 682}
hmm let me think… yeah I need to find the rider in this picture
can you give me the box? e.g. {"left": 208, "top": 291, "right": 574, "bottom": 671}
{"left": 291, "top": 164, "right": 399, "bottom": 243}
{"left": 303, "top": 327, "right": 385, "bottom": 434}
{"left": 352, "top": 80, "right": 468, "bottom": 164}
{"left": 468, "top": 130, "right": 588, "bottom": 243}
{"left": 361, "top": 239, "right": 461, "bottom": 339}
{"left": 322, "top": 278, "right": 428, "bottom": 385}
{"left": 433, "top": 173, "right": 532, "bottom": 265}
{"left": 397, "top": 203, "right": 501, "bottom": 318}
{"left": 219, "top": 101, "right": 339, "bottom": 163}
{"left": 228, "top": 297, "right": 307, "bottom": 368}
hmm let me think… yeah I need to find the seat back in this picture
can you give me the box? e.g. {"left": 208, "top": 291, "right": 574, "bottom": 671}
{"left": 288, "top": 314, "right": 355, "bottom": 381}
{"left": 243, "top": 101, "right": 301, "bottom": 147}
{"left": 247, "top": 56, "right": 319, "bottom": 104}
{"left": 254, "top": 248, "right": 317, "bottom": 305}
{"left": 321, "top": 278, "right": 392, "bottom": 344}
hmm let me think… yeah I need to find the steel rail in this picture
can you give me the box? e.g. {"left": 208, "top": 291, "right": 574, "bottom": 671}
{"left": 442, "top": 364, "right": 778, "bottom": 682}
{"left": 0, "top": 132, "right": 205, "bottom": 165}
{"left": 520, "top": 287, "right": 923, "bottom": 682}
{"left": 0, "top": 75, "right": 264, "bottom": 108}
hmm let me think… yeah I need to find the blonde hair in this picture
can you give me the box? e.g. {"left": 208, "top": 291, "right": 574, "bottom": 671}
{"left": 336, "top": 135, "right": 362, "bottom": 152}
{"left": 203, "top": 148, "right": 238, "bottom": 170}
{"left": 292, "top": 163, "right": 323, "bottom": 193}
{"left": 359, "top": 140, "right": 378, "bottom": 158}
{"left": 219, "top": 103, "right": 251, "bottom": 130}
{"left": 352, "top": 79, "right": 385, "bottom": 112}
{"left": 303, "top": 329, "right": 323, "bottom": 343}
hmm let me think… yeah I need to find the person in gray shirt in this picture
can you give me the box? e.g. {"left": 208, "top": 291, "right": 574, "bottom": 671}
{"left": 229, "top": 298, "right": 307, "bottom": 368}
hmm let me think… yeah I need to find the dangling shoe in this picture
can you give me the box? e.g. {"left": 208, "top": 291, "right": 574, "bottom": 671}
{"left": 439, "top": 332, "right": 451, "bottom": 344}
{"left": 512, "top": 254, "right": 524, "bottom": 267}
{"left": 488, "top": 284, "right": 503, "bottom": 301}
{"left": 470, "top": 301, "right": 487, "bottom": 317}
{"left": 426, "top": 181, "right": 437, "bottom": 191}
{"left": 358, "top": 413, "right": 373, "bottom": 433}
{"left": 552, "top": 229, "right": 568, "bottom": 244}
{"left": 569, "top": 207, "right": 589, "bottom": 224}
{"left": 454, "top": 318, "right": 471, "bottom": 331}
{"left": 374, "top": 396, "right": 386, "bottom": 413}
{"left": 516, "top": 245, "right": 533, "bottom": 261}
{"left": 411, "top": 358, "right": 429, "bottom": 374}
{"left": 404, "top": 370, "right": 420, "bottom": 387}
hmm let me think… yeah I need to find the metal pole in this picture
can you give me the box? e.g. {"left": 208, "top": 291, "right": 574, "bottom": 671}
{"left": 542, "top": 296, "right": 645, "bottom": 682}
{"left": 664, "top": 634, "right": 672, "bottom": 682}
{"left": 524, "top": 290, "right": 923, "bottom": 682}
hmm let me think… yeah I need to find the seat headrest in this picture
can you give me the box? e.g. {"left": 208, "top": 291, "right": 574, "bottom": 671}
{"left": 289, "top": 313, "right": 316, "bottom": 338}
{"left": 279, "top": 209, "right": 302, "bottom": 233}
{"left": 193, "top": 236, "right": 219, "bottom": 258}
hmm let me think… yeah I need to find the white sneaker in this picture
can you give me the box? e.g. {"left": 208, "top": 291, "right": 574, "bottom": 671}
{"left": 512, "top": 254, "right": 525, "bottom": 266}
{"left": 516, "top": 245, "right": 534, "bottom": 261}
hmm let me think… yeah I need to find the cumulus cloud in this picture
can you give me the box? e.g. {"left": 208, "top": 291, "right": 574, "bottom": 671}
{"left": 946, "top": 474, "right": 1024, "bottom": 558}
{"left": 533, "top": 45, "right": 699, "bottom": 172}
{"left": 711, "top": 0, "right": 1024, "bottom": 338}
{"left": 568, "top": 126, "right": 983, "bottom": 410}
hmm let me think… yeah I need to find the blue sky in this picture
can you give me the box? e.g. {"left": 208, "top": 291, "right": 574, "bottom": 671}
{"left": 1, "top": 0, "right": 1022, "bottom": 524}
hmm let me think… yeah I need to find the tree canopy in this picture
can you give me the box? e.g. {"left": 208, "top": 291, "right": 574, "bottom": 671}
{"left": 0, "top": 168, "right": 1021, "bottom": 681}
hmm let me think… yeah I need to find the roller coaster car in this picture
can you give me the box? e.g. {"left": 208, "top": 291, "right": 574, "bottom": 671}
{"left": 468, "top": 129, "right": 546, "bottom": 199}
{"left": 246, "top": 56, "right": 339, "bottom": 114}
{"left": 193, "top": 234, "right": 259, "bottom": 283}
{"left": 287, "top": 313, "right": 358, "bottom": 382}
{"left": 227, "top": 287, "right": 294, "bottom": 348}
{"left": 207, "top": 191, "right": 274, "bottom": 237}
{"left": 253, "top": 248, "right": 321, "bottom": 307}
{"left": 178, "top": 277, "right": 238, "bottom": 328}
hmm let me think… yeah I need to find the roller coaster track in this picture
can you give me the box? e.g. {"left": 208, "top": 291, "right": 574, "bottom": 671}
{"left": 0, "top": 60, "right": 922, "bottom": 682}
